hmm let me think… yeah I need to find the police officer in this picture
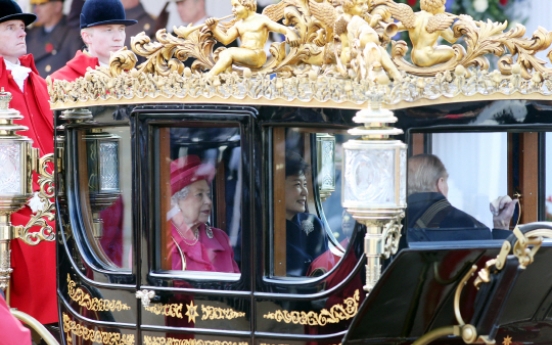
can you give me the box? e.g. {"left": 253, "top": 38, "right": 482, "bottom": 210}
{"left": 121, "top": 0, "right": 155, "bottom": 48}
{"left": 26, "top": 0, "right": 83, "bottom": 77}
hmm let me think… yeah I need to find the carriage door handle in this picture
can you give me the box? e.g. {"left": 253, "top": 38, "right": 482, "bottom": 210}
{"left": 136, "top": 289, "right": 156, "bottom": 308}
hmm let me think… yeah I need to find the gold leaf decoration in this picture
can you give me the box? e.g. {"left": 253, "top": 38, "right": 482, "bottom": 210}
{"left": 263, "top": 289, "right": 359, "bottom": 326}
{"left": 67, "top": 274, "right": 132, "bottom": 312}
{"left": 201, "top": 305, "right": 246, "bottom": 320}
{"left": 47, "top": 1, "right": 552, "bottom": 111}
{"left": 144, "top": 303, "right": 184, "bottom": 319}
{"left": 143, "top": 336, "right": 249, "bottom": 345}
{"left": 62, "top": 313, "right": 135, "bottom": 345}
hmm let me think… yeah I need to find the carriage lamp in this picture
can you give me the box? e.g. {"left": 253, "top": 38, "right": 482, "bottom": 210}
{"left": 342, "top": 82, "right": 407, "bottom": 293}
{"left": 59, "top": 108, "right": 121, "bottom": 239}
{"left": 0, "top": 88, "right": 55, "bottom": 295}
{"left": 316, "top": 133, "right": 336, "bottom": 202}
{"left": 85, "top": 129, "right": 121, "bottom": 238}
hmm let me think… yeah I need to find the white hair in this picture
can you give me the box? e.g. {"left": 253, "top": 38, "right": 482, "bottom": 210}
{"left": 171, "top": 186, "right": 190, "bottom": 205}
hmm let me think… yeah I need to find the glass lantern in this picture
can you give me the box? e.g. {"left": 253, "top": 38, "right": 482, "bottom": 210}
{"left": 342, "top": 89, "right": 407, "bottom": 293}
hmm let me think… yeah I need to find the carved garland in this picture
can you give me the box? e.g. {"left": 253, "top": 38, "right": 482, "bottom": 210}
{"left": 201, "top": 305, "right": 246, "bottom": 321}
{"left": 263, "top": 289, "right": 359, "bottom": 326}
{"left": 48, "top": 0, "right": 552, "bottom": 110}
{"left": 143, "top": 336, "right": 248, "bottom": 345}
{"left": 145, "top": 303, "right": 184, "bottom": 319}
{"left": 62, "top": 313, "right": 135, "bottom": 345}
{"left": 67, "top": 274, "right": 132, "bottom": 312}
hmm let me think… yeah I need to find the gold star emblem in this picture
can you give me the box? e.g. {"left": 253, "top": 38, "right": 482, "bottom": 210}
{"left": 185, "top": 300, "right": 199, "bottom": 323}
{"left": 503, "top": 335, "right": 512, "bottom": 345}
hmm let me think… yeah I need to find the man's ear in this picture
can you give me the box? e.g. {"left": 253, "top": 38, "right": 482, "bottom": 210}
{"left": 436, "top": 177, "right": 446, "bottom": 194}
{"left": 81, "top": 30, "right": 91, "bottom": 45}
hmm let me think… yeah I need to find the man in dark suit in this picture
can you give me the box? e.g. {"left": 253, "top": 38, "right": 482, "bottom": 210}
{"left": 406, "top": 154, "right": 516, "bottom": 241}
{"left": 120, "top": 0, "right": 155, "bottom": 48}
{"left": 26, "top": 0, "right": 82, "bottom": 77}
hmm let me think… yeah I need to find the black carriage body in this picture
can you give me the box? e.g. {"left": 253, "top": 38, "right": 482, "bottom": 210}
{"left": 55, "top": 102, "right": 552, "bottom": 345}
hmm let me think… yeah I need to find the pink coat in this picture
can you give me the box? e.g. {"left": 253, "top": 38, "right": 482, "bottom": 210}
{"left": 168, "top": 223, "right": 240, "bottom": 273}
{"left": 0, "top": 294, "right": 31, "bottom": 345}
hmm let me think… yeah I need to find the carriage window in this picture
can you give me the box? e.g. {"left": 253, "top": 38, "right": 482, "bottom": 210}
{"left": 272, "top": 128, "right": 356, "bottom": 278}
{"left": 546, "top": 133, "right": 552, "bottom": 221}
{"left": 155, "top": 125, "right": 241, "bottom": 275}
{"left": 406, "top": 131, "right": 516, "bottom": 242}
{"left": 77, "top": 126, "right": 133, "bottom": 269}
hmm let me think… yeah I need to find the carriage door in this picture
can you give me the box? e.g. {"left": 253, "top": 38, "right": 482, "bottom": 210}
{"left": 135, "top": 106, "right": 256, "bottom": 344}
{"left": 57, "top": 111, "right": 137, "bottom": 345}
{"left": 255, "top": 126, "right": 366, "bottom": 345}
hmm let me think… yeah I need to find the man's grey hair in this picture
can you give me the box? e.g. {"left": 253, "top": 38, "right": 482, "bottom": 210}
{"left": 407, "top": 154, "right": 448, "bottom": 196}
{"left": 171, "top": 186, "right": 190, "bottom": 205}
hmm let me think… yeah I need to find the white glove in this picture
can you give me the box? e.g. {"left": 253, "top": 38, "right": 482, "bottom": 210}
{"left": 490, "top": 195, "right": 518, "bottom": 230}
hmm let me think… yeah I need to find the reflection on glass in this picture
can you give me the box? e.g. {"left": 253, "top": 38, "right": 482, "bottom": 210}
{"left": 432, "top": 133, "right": 508, "bottom": 228}
{"left": 546, "top": 133, "right": 552, "bottom": 220}
{"left": 158, "top": 126, "right": 242, "bottom": 275}
{"left": 0, "top": 142, "right": 21, "bottom": 194}
{"left": 273, "top": 130, "right": 357, "bottom": 278}
{"left": 79, "top": 127, "right": 132, "bottom": 269}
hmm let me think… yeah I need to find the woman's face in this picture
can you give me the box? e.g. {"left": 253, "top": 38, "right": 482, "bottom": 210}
{"left": 177, "top": 180, "right": 212, "bottom": 227}
{"left": 285, "top": 173, "right": 308, "bottom": 220}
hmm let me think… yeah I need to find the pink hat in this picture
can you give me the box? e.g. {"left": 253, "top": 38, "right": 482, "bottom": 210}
{"left": 170, "top": 155, "right": 215, "bottom": 195}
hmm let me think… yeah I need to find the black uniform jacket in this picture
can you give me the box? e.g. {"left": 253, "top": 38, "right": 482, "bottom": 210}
{"left": 26, "top": 16, "right": 83, "bottom": 78}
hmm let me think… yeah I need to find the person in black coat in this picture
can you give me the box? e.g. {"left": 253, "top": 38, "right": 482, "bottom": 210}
{"left": 26, "top": 0, "right": 83, "bottom": 77}
{"left": 406, "top": 154, "right": 517, "bottom": 242}
{"left": 284, "top": 151, "right": 328, "bottom": 277}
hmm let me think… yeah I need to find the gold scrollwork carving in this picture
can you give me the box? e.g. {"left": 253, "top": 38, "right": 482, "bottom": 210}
{"left": 142, "top": 300, "right": 245, "bottom": 321}
{"left": 263, "top": 289, "right": 359, "bottom": 326}
{"left": 145, "top": 303, "right": 184, "bottom": 319}
{"left": 62, "top": 313, "right": 135, "bottom": 345}
{"left": 67, "top": 274, "right": 132, "bottom": 312}
{"left": 15, "top": 153, "right": 56, "bottom": 245}
{"left": 201, "top": 305, "right": 246, "bottom": 321}
{"left": 143, "top": 336, "right": 248, "bottom": 345}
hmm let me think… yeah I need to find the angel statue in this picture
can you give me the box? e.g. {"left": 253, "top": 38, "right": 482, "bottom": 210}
{"left": 333, "top": 0, "right": 402, "bottom": 81}
{"left": 204, "top": 0, "right": 300, "bottom": 78}
{"left": 388, "top": 0, "right": 460, "bottom": 67}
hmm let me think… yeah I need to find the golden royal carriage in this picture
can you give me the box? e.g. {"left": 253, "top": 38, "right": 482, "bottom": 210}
{"left": 4, "top": 0, "right": 552, "bottom": 344}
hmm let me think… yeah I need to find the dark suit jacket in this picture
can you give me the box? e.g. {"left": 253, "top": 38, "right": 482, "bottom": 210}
{"left": 124, "top": 3, "right": 156, "bottom": 48}
{"left": 26, "top": 16, "right": 83, "bottom": 78}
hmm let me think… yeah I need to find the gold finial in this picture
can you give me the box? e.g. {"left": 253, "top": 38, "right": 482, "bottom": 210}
{"left": 0, "top": 88, "right": 12, "bottom": 111}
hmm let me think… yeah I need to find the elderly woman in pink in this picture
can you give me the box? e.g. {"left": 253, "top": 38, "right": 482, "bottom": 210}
{"left": 167, "top": 155, "right": 240, "bottom": 273}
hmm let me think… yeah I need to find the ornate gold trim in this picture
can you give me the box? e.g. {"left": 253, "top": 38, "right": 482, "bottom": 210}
{"left": 185, "top": 300, "right": 199, "bottom": 323}
{"left": 263, "top": 289, "right": 359, "bottom": 326}
{"left": 142, "top": 300, "right": 245, "bottom": 321}
{"left": 14, "top": 153, "right": 56, "bottom": 245}
{"left": 48, "top": 1, "right": 552, "bottom": 111}
{"left": 201, "top": 305, "right": 246, "bottom": 321}
{"left": 62, "top": 313, "right": 135, "bottom": 345}
{"left": 144, "top": 303, "right": 183, "bottom": 319}
{"left": 67, "top": 274, "right": 132, "bottom": 312}
{"left": 143, "top": 336, "right": 248, "bottom": 345}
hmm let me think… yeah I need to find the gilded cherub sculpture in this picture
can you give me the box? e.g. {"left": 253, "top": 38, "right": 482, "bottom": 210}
{"left": 204, "top": 0, "right": 300, "bottom": 78}
{"left": 387, "top": 0, "right": 459, "bottom": 67}
{"left": 330, "top": 0, "right": 402, "bottom": 81}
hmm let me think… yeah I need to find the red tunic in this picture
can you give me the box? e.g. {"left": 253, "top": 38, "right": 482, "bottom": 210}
{"left": 0, "top": 294, "right": 31, "bottom": 345}
{"left": 0, "top": 55, "right": 57, "bottom": 324}
{"left": 50, "top": 50, "right": 98, "bottom": 82}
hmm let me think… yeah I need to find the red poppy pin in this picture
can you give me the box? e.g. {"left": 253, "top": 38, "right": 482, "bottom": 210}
{"left": 407, "top": 0, "right": 417, "bottom": 5}
{"left": 499, "top": 0, "right": 508, "bottom": 5}
{"left": 45, "top": 43, "right": 54, "bottom": 53}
